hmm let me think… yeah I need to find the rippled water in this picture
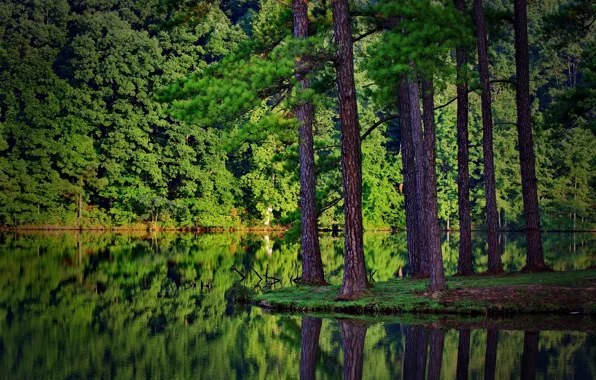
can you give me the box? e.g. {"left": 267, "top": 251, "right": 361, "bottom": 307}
{"left": 0, "top": 231, "right": 594, "bottom": 379}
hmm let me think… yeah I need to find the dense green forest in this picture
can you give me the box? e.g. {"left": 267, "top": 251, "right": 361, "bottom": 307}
{"left": 0, "top": 0, "right": 593, "bottom": 231}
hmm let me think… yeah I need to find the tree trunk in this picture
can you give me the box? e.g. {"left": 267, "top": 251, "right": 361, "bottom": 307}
{"left": 398, "top": 79, "right": 421, "bottom": 276}
{"left": 456, "top": 329, "right": 471, "bottom": 380}
{"left": 294, "top": 0, "right": 327, "bottom": 286}
{"left": 331, "top": 0, "right": 369, "bottom": 299}
{"left": 484, "top": 329, "right": 498, "bottom": 380}
{"left": 455, "top": 0, "right": 474, "bottom": 276}
{"left": 340, "top": 320, "right": 368, "bottom": 380}
{"left": 421, "top": 80, "right": 446, "bottom": 291}
{"left": 427, "top": 329, "right": 445, "bottom": 380}
{"left": 521, "top": 331, "right": 539, "bottom": 380}
{"left": 300, "top": 317, "right": 322, "bottom": 380}
{"left": 514, "top": 0, "right": 548, "bottom": 272}
{"left": 475, "top": 0, "right": 502, "bottom": 274}
{"left": 409, "top": 80, "right": 430, "bottom": 277}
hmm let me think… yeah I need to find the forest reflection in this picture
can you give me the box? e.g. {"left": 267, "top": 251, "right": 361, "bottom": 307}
{"left": 301, "top": 319, "right": 571, "bottom": 380}
{"left": 0, "top": 231, "right": 594, "bottom": 379}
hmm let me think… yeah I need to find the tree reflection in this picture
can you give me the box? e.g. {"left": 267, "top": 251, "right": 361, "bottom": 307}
{"left": 521, "top": 331, "right": 539, "bottom": 380}
{"left": 456, "top": 328, "right": 471, "bottom": 380}
{"left": 484, "top": 329, "right": 498, "bottom": 380}
{"left": 300, "top": 317, "right": 322, "bottom": 380}
{"left": 340, "top": 320, "right": 369, "bottom": 380}
{"left": 403, "top": 326, "right": 428, "bottom": 380}
{"left": 428, "top": 328, "right": 445, "bottom": 380}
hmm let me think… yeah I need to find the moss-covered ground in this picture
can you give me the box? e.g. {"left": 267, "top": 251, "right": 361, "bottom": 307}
{"left": 253, "top": 269, "right": 596, "bottom": 316}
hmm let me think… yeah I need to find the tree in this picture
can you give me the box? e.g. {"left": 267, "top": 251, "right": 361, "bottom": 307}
{"left": 421, "top": 80, "right": 446, "bottom": 291}
{"left": 474, "top": 0, "right": 503, "bottom": 273}
{"left": 484, "top": 329, "right": 498, "bottom": 380}
{"left": 454, "top": 0, "right": 474, "bottom": 276}
{"left": 331, "top": 0, "right": 369, "bottom": 299}
{"left": 293, "top": 0, "right": 327, "bottom": 285}
{"left": 456, "top": 328, "right": 471, "bottom": 380}
{"left": 427, "top": 328, "right": 445, "bottom": 380}
{"left": 514, "top": 0, "right": 549, "bottom": 272}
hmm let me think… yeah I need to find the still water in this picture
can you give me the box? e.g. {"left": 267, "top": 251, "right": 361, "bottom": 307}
{"left": 0, "top": 231, "right": 594, "bottom": 379}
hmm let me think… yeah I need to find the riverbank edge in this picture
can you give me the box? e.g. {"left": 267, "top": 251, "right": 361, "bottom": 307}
{"left": 251, "top": 269, "right": 596, "bottom": 316}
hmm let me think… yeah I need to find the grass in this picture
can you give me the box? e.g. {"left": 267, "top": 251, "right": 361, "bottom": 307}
{"left": 252, "top": 269, "right": 596, "bottom": 316}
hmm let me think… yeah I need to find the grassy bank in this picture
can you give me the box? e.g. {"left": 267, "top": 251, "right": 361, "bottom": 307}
{"left": 253, "top": 269, "right": 596, "bottom": 316}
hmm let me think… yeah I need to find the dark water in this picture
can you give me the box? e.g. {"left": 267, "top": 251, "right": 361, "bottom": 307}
{"left": 0, "top": 231, "right": 594, "bottom": 379}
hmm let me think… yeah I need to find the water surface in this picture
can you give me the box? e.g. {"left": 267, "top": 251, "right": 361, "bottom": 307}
{"left": 0, "top": 231, "right": 594, "bottom": 379}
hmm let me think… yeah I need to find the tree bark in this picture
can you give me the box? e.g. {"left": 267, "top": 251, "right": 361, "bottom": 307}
{"left": 409, "top": 80, "right": 430, "bottom": 277}
{"left": 514, "top": 0, "right": 548, "bottom": 272}
{"left": 484, "top": 329, "right": 498, "bottom": 380}
{"left": 421, "top": 80, "right": 446, "bottom": 291}
{"left": 427, "top": 328, "right": 445, "bottom": 380}
{"left": 331, "top": 0, "right": 369, "bottom": 299}
{"left": 403, "top": 326, "right": 428, "bottom": 380}
{"left": 398, "top": 80, "right": 421, "bottom": 276}
{"left": 340, "top": 320, "right": 368, "bottom": 380}
{"left": 475, "top": 0, "right": 502, "bottom": 274}
{"left": 300, "top": 317, "right": 322, "bottom": 380}
{"left": 455, "top": 0, "right": 474, "bottom": 276}
{"left": 456, "top": 329, "right": 471, "bottom": 380}
{"left": 294, "top": 0, "right": 327, "bottom": 286}
{"left": 521, "top": 331, "right": 539, "bottom": 380}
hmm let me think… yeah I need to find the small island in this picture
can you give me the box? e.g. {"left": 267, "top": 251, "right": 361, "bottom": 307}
{"left": 253, "top": 269, "right": 596, "bottom": 315}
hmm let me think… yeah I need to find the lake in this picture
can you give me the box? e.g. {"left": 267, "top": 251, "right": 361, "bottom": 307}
{"left": 0, "top": 231, "right": 594, "bottom": 379}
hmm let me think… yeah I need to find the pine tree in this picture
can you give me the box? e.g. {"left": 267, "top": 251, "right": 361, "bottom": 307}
{"left": 331, "top": 0, "right": 369, "bottom": 299}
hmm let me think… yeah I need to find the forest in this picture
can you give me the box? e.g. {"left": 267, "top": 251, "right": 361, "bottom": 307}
{"left": 0, "top": 0, "right": 593, "bottom": 231}
{"left": 0, "top": 0, "right": 594, "bottom": 295}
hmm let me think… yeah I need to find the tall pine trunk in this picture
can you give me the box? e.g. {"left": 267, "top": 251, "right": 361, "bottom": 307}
{"left": 421, "top": 80, "right": 446, "bottom": 291}
{"left": 514, "top": 0, "right": 548, "bottom": 272}
{"left": 331, "top": 0, "right": 369, "bottom": 299}
{"left": 474, "top": 0, "right": 502, "bottom": 273}
{"left": 300, "top": 317, "right": 322, "bottom": 380}
{"left": 409, "top": 80, "right": 430, "bottom": 277}
{"left": 398, "top": 80, "right": 422, "bottom": 276}
{"left": 340, "top": 320, "right": 367, "bottom": 380}
{"left": 455, "top": 0, "right": 474, "bottom": 276}
{"left": 294, "top": 0, "right": 327, "bottom": 286}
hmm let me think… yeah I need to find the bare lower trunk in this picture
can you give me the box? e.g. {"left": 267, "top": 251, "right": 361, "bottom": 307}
{"left": 398, "top": 80, "right": 421, "bottom": 276}
{"left": 484, "top": 329, "right": 498, "bottom": 380}
{"left": 455, "top": 0, "right": 474, "bottom": 276}
{"left": 331, "top": 0, "right": 369, "bottom": 299}
{"left": 427, "top": 329, "right": 445, "bottom": 380}
{"left": 521, "top": 331, "right": 539, "bottom": 380}
{"left": 340, "top": 320, "right": 367, "bottom": 380}
{"left": 409, "top": 80, "right": 430, "bottom": 277}
{"left": 300, "top": 317, "right": 322, "bottom": 380}
{"left": 294, "top": 0, "right": 327, "bottom": 286}
{"left": 475, "top": 0, "right": 502, "bottom": 274}
{"left": 421, "top": 80, "right": 446, "bottom": 291}
{"left": 514, "top": 0, "right": 548, "bottom": 272}
{"left": 456, "top": 329, "right": 471, "bottom": 380}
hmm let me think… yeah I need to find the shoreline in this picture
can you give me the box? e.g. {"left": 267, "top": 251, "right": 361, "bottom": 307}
{"left": 251, "top": 269, "right": 596, "bottom": 317}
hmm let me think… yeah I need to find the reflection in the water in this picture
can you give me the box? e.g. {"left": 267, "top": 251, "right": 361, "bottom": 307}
{"left": 300, "top": 317, "right": 322, "bottom": 380}
{"left": 341, "top": 320, "right": 368, "bottom": 380}
{"left": 457, "top": 328, "right": 471, "bottom": 380}
{"left": 484, "top": 329, "right": 498, "bottom": 380}
{"left": 403, "top": 327, "right": 428, "bottom": 380}
{"left": 427, "top": 329, "right": 445, "bottom": 380}
{"left": 521, "top": 331, "right": 539, "bottom": 380}
{"left": 0, "top": 231, "right": 594, "bottom": 379}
